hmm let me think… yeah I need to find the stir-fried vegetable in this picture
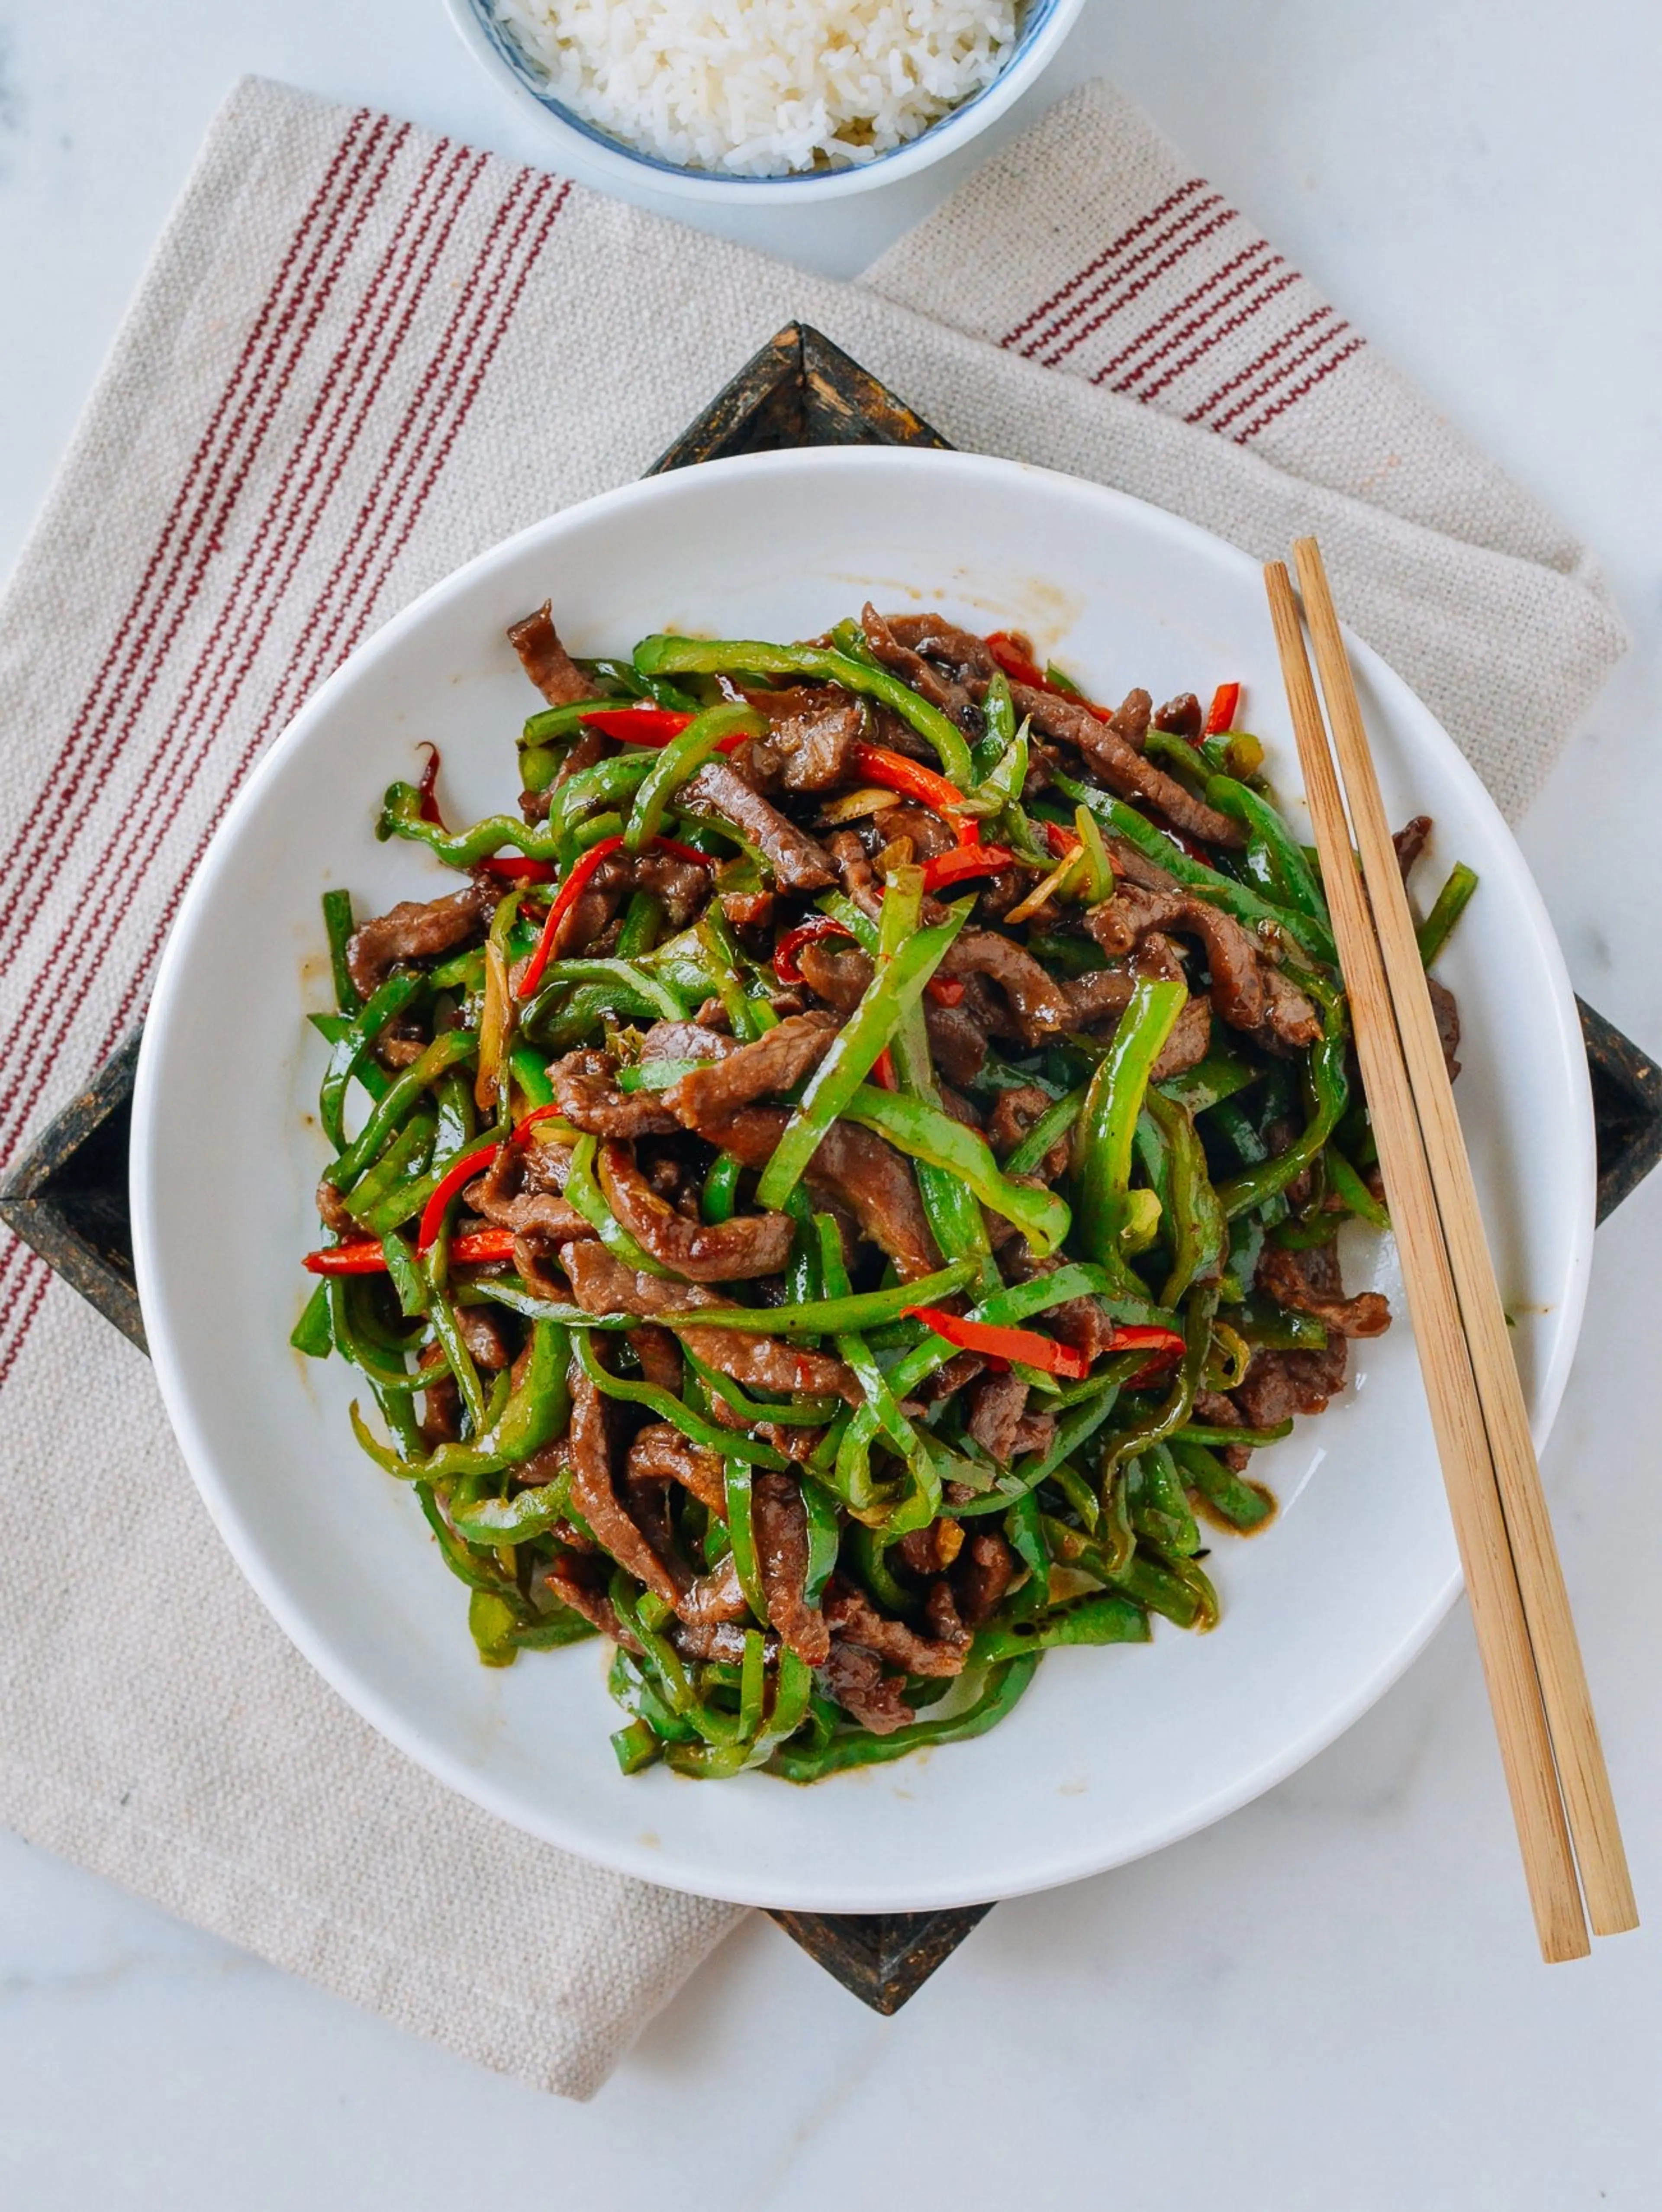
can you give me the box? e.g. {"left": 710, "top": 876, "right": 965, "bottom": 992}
{"left": 297, "top": 596, "right": 1475, "bottom": 1783}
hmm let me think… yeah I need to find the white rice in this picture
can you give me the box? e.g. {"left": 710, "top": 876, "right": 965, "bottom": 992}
{"left": 492, "top": 0, "right": 1019, "bottom": 176}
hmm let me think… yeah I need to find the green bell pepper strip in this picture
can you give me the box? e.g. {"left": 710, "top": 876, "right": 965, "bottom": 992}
{"left": 1127, "top": 1442, "right": 1201, "bottom": 1557}
{"left": 1209, "top": 1095, "right": 1269, "bottom": 1169}
{"left": 379, "top": 1231, "right": 428, "bottom": 1317}
{"left": 576, "top": 655, "right": 700, "bottom": 711}
{"left": 1174, "top": 1419, "right": 1292, "bottom": 1450}
{"left": 623, "top": 703, "right": 765, "bottom": 854}
{"left": 769, "top": 1657, "right": 1039, "bottom": 1783}
{"left": 319, "top": 971, "right": 425, "bottom": 1151}
{"left": 529, "top": 980, "right": 667, "bottom": 1052}
{"left": 325, "top": 1280, "right": 422, "bottom": 1393}
{"left": 309, "top": 1010, "right": 387, "bottom": 1100}
{"left": 527, "top": 958, "right": 687, "bottom": 1023}
{"left": 1205, "top": 774, "right": 1331, "bottom": 932}
{"left": 700, "top": 1150, "right": 745, "bottom": 1225}
{"left": 755, "top": 906, "right": 971, "bottom": 1212}
{"left": 1004, "top": 1486, "right": 1049, "bottom": 1595}
{"left": 615, "top": 889, "right": 664, "bottom": 960}
{"left": 290, "top": 1283, "right": 333, "bottom": 1358}
{"left": 959, "top": 717, "right": 1027, "bottom": 821}
{"left": 509, "top": 1045, "right": 554, "bottom": 1110}
{"left": 1002, "top": 1370, "right": 1132, "bottom": 1501}
{"left": 1074, "top": 980, "right": 1186, "bottom": 1277}
{"left": 1326, "top": 1144, "right": 1389, "bottom": 1229}
{"left": 321, "top": 888, "right": 361, "bottom": 1016}
{"left": 1144, "top": 1087, "right": 1227, "bottom": 1309}
{"left": 323, "top": 1029, "right": 476, "bottom": 1191}
{"left": 1417, "top": 861, "right": 1478, "bottom": 967}
{"left": 810, "top": 1215, "right": 931, "bottom": 1520}
{"left": 1232, "top": 1299, "right": 1329, "bottom": 1351}
{"left": 1046, "top": 1458, "right": 1101, "bottom": 1532}
{"left": 662, "top": 1644, "right": 816, "bottom": 1779}
{"left": 351, "top": 1317, "right": 570, "bottom": 1480}
{"left": 1158, "top": 1050, "right": 1259, "bottom": 1116}
{"left": 800, "top": 1479, "right": 841, "bottom": 1606}
{"left": 546, "top": 749, "right": 655, "bottom": 834}
{"left": 377, "top": 782, "right": 565, "bottom": 866}
{"left": 1171, "top": 1437, "right": 1276, "bottom": 1532}
{"left": 342, "top": 1106, "right": 436, "bottom": 1229}
{"left": 680, "top": 1345, "right": 836, "bottom": 1429}
{"left": 519, "top": 697, "right": 616, "bottom": 746}
{"left": 421, "top": 1253, "right": 489, "bottom": 1434}
{"left": 450, "top": 1479, "right": 568, "bottom": 1545}
{"left": 573, "top": 1330, "right": 789, "bottom": 1470}
{"left": 1002, "top": 1083, "right": 1088, "bottom": 1176}
{"left": 564, "top": 1133, "right": 678, "bottom": 1278}
{"left": 892, "top": 995, "right": 998, "bottom": 1290}
{"left": 416, "top": 1483, "right": 509, "bottom": 1596}
{"left": 1110, "top": 1549, "right": 1216, "bottom": 1630}
{"left": 848, "top": 1524, "right": 914, "bottom": 1614}
{"left": 973, "top": 1593, "right": 1149, "bottom": 1662}
{"left": 635, "top": 633, "right": 976, "bottom": 790}
{"left": 1097, "top": 1286, "right": 1219, "bottom": 1501}
{"left": 841, "top": 1080, "right": 1071, "bottom": 1257}
{"left": 1052, "top": 767, "right": 1337, "bottom": 965}
{"left": 815, "top": 888, "right": 880, "bottom": 954}
{"left": 611, "top": 1719, "right": 662, "bottom": 1775}
{"left": 1216, "top": 989, "right": 1350, "bottom": 1219}
{"left": 722, "top": 1460, "right": 767, "bottom": 1624}
{"left": 657, "top": 1258, "right": 975, "bottom": 1338}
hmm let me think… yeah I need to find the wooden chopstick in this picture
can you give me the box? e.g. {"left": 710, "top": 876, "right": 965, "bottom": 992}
{"left": 1264, "top": 560, "right": 1588, "bottom": 1960}
{"left": 1291, "top": 538, "right": 1638, "bottom": 1942}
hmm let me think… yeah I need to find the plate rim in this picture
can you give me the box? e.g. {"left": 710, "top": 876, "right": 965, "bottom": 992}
{"left": 131, "top": 444, "right": 1596, "bottom": 1910}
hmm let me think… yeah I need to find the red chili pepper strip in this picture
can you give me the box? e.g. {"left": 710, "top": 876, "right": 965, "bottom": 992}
{"left": 649, "top": 835, "right": 718, "bottom": 868}
{"left": 478, "top": 855, "right": 557, "bottom": 883}
{"left": 985, "top": 634, "right": 1111, "bottom": 721}
{"left": 303, "top": 1229, "right": 518, "bottom": 1276}
{"left": 902, "top": 1305, "right": 1092, "bottom": 1381}
{"left": 1109, "top": 1321, "right": 1189, "bottom": 1387}
{"left": 517, "top": 834, "right": 625, "bottom": 1000}
{"left": 416, "top": 1138, "right": 503, "bottom": 1253}
{"left": 416, "top": 744, "right": 445, "bottom": 828}
{"left": 871, "top": 1048, "right": 898, "bottom": 1092}
{"left": 1044, "top": 821, "right": 1082, "bottom": 858}
{"left": 578, "top": 704, "right": 751, "bottom": 756}
{"left": 849, "top": 742, "right": 979, "bottom": 846}
{"left": 774, "top": 915, "right": 856, "bottom": 985}
{"left": 983, "top": 632, "right": 1047, "bottom": 690}
{"left": 1203, "top": 682, "right": 1241, "bottom": 736}
{"left": 925, "top": 975, "right": 965, "bottom": 1008}
{"left": 921, "top": 844, "right": 1015, "bottom": 893}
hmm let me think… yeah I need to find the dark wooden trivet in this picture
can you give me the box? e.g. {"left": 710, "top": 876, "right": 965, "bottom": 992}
{"left": 4, "top": 323, "right": 1659, "bottom": 2019}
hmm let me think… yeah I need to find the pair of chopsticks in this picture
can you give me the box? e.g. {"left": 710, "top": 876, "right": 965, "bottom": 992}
{"left": 1266, "top": 541, "right": 1637, "bottom": 1963}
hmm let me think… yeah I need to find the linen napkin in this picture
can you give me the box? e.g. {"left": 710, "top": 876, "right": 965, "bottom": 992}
{"left": 0, "top": 73, "right": 1624, "bottom": 2101}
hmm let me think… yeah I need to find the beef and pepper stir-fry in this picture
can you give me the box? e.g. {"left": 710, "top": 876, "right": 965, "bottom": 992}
{"left": 293, "top": 603, "right": 1477, "bottom": 1782}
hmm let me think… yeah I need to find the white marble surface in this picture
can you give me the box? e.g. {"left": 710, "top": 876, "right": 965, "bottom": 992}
{"left": 3, "top": 1, "right": 1661, "bottom": 2202}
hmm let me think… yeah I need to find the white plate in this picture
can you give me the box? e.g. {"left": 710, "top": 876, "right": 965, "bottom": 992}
{"left": 131, "top": 448, "right": 1594, "bottom": 1912}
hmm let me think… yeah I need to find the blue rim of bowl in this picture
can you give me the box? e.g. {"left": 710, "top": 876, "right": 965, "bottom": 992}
{"left": 466, "top": 0, "right": 1064, "bottom": 186}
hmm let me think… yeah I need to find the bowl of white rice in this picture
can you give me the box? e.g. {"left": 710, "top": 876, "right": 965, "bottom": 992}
{"left": 447, "top": 0, "right": 1084, "bottom": 201}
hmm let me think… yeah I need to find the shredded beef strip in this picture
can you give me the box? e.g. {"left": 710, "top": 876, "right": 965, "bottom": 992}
{"left": 939, "top": 930, "right": 1074, "bottom": 1044}
{"left": 679, "top": 759, "right": 837, "bottom": 891}
{"left": 1234, "top": 1342, "right": 1349, "bottom": 1428}
{"left": 700, "top": 1105, "right": 942, "bottom": 1282}
{"left": 506, "top": 603, "right": 602, "bottom": 707}
{"left": 557, "top": 1241, "right": 859, "bottom": 1400}
{"left": 598, "top": 1138, "right": 794, "bottom": 1280}
{"left": 751, "top": 1473, "right": 831, "bottom": 1665}
{"left": 1154, "top": 692, "right": 1203, "bottom": 739}
{"left": 664, "top": 1010, "right": 840, "bottom": 1128}
{"left": 881, "top": 612, "right": 999, "bottom": 681}
{"left": 743, "top": 696, "right": 863, "bottom": 791}
{"left": 870, "top": 800, "right": 958, "bottom": 862}
{"left": 1008, "top": 683, "right": 1246, "bottom": 850}
{"left": 463, "top": 1147, "right": 590, "bottom": 1243}
{"left": 966, "top": 1369, "right": 1037, "bottom": 1464}
{"left": 1393, "top": 815, "right": 1433, "bottom": 880}
{"left": 1192, "top": 1388, "right": 1251, "bottom": 1471}
{"left": 673, "top": 1554, "right": 751, "bottom": 1628}
{"left": 1256, "top": 1242, "right": 1391, "bottom": 1338}
{"left": 624, "top": 1422, "right": 727, "bottom": 1514}
{"left": 566, "top": 1360, "right": 683, "bottom": 1604}
{"left": 924, "top": 1000, "right": 990, "bottom": 1087}
{"left": 625, "top": 1327, "right": 685, "bottom": 1396}
{"left": 544, "top": 1555, "right": 642, "bottom": 1653}
{"left": 861, "top": 603, "right": 978, "bottom": 722}
{"left": 345, "top": 883, "right": 490, "bottom": 1000}
{"left": 548, "top": 1049, "right": 681, "bottom": 1137}
{"left": 824, "top": 1579, "right": 970, "bottom": 1678}
{"left": 795, "top": 940, "right": 870, "bottom": 1011}
{"left": 894, "top": 1520, "right": 965, "bottom": 1576}
{"left": 1001, "top": 1248, "right": 1119, "bottom": 1361}
{"left": 640, "top": 1019, "right": 739, "bottom": 1067}
{"left": 1428, "top": 975, "right": 1462, "bottom": 1082}
{"left": 1087, "top": 878, "right": 1321, "bottom": 1051}
{"left": 673, "top": 1621, "right": 780, "bottom": 1664}
{"left": 821, "top": 1642, "right": 915, "bottom": 1734}
{"left": 954, "top": 1531, "right": 1017, "bottom": 1626}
